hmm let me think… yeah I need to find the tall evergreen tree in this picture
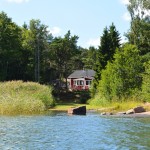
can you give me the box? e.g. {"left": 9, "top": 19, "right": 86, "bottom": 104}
{"left": 92, "top": 23, "right": 120, "bottom": 95}
{"left": 109, "top": 23, "right": 121, "bottom": 58}
{"left": 96, "top": 23, "right": 120, "bottom": 73}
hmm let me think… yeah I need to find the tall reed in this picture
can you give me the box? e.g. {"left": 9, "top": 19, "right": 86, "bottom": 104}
{"left": 89, "top": 93, "right": 143, "bottom": 112}
{"left": 0, "top": 81, "right": 55, "bottom": 115}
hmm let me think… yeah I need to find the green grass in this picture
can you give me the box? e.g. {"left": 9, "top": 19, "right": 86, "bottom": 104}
{"left": 50, "top": 99, "right": 150, "bottom": 115}
{"left": 49, "top": 91, "right": 145, "bottom": 113}
{"left": 51, "top": 102, "right": 85, "bottom": 111}
{"left": 88, "top": 94, "right": 146, "bottom": 113}
{"left": 0, "top": 81, "right": 55, "bottom": 115}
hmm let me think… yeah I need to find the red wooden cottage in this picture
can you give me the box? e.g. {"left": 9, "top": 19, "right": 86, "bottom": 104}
{"left": 67, "top": 70, "right": 95, "bottom": 91}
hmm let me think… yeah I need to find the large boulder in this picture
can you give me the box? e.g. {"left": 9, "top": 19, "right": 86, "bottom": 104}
{"left": 133, "top": 106, "right": 146, "bottom": 113}
{"left": 68, "top": 106, "right": 86, "bottom": 115}
{"left": 125, "top": 106, "right": 146, "bottom": 115}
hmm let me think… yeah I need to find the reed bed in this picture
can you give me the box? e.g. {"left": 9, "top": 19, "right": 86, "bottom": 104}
{"left": 0, "top": 81, "right": 55, "bottom": 115}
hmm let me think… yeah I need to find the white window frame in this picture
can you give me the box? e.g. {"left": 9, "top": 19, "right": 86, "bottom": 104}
{"left": 86, "top": 80, "right": 92, "bottom": 85}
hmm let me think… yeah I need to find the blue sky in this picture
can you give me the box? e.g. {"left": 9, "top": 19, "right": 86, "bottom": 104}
{"left": 0, "top": 0, "right": 131, "bottom": 48}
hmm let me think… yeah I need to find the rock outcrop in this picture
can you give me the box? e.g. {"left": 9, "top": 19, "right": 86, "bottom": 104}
{"left": 101, "top": 106, "right": 146, "bottom": 116}
{"left": 117, "top": 106, "right": 146, "bottom": 115}
{"left": 133, "top": 106, "right": 146, "bottom": 113}
{"left": 68, "top": 106, "right": 86, "bottom": 115}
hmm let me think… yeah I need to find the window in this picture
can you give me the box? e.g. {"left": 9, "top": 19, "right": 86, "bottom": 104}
{"left": 73, "top": 80, "right": 76, "bottom": 85}
{"left": 77, "top": 80, "right": 84, "bottom": 85}
{"left": 86, "top": 80, "right": 91, "bottom": 85}
{"left": 80, "top": 80, "right": 84, "bottom": 85}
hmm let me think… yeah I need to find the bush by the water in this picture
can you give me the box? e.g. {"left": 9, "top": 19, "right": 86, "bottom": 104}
{"left": 0, "top": 81, "right": 55, "bottom": 115}
{"left": 142, "top": 61, "right": 150, "bottom": 102}
{"left": 89, "top": 93, "right": 143, "bottom": 112}
{"left": 98, "top": 44, "right": 143, "bottom": 101}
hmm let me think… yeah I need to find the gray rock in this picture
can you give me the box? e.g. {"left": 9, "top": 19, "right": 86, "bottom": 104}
{"left": 68, "top": 106, "right": 86, "bottom": 115}
{"left": 133, "top": 106, "right": 146, "bottom": 113}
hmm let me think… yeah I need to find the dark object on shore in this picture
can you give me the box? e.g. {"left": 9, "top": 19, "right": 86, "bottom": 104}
{"left": 101, "top": 106, "right": 146, "bottom": 116}
{"left": 133, "top": 106, "right": 146, "bottom": 113}
{"left": 116, "top": 106, "right": 146, "bottom": 115}
{"left": 68, "top": 106, "right": 86, "bottom": 115}
{"left": 126, "top": 106, "right": 146, "bottom": 114}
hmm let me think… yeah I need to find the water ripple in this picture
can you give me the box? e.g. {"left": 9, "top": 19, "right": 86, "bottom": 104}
{"left": 0, "top": 113, "right": 150, "bottom": 150}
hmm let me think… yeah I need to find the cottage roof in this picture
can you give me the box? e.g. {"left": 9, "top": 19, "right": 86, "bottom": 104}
{"left": 68, "top": 70, "right": 95, "bottom": 79}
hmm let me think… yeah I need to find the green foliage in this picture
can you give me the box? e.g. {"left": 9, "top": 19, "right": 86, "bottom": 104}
{"left": 49, "top": 30, "right": 79, "bottom": 88}
{"left": 101, "top": 24, "right": 120, "bottom": 65}
{"left": 99, "top": 23, "right": 121, "bottom": 69}
{"left": 78, "top": 91, "right": 91, "bottom": 104}
{"left": 126, "top": 0, "right": 150, "bottom": 55}
{"left": 92, "top": 23, "right": 121, "bottom": 96}
{"left": 24, "top": 19, "right": 53, "bottom": 82}
{"left": 95, "top": 44, "right": 143, "bottom": 102}
{"left": 90, "top": 95, "right": 142, "bottom": 112}
{"left": 89, "top": 93, "right": 109, "bottom": 107}
{"left": 0, "top": 81, "right": 55, "bottom": 115}
{"left": 142, "top": 61, "right": 150, "bottom": 102}
{"left": 0, "top": 11, "right": 23, "bottom": 81}
{"left": 99, "top": 62, "right": 115, "bottom": 101}
{"left": 81, "top": 46, "right": 98, "bottom": 70}
{"left": 0, "top": 11, "right": 21, "bottom": 51}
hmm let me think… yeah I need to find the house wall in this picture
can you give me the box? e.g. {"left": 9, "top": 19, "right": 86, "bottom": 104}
{"left": 68, "top": 78, "right": 92, "bottom": 91}
{"left": 67, "top": 78, "right": 75, "bottom": 91}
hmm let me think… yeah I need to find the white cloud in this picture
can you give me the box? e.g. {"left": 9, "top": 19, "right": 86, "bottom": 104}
{"left": 6, "top": 0, "right": 29, "bottom": 3}
{"left": 49, "top": 27, "right": 61, "bottom": 36}
{"left": 120, "top": 36, "right": 128, "bottom": 44}
{"left": 123, "top": 12, "right": 131, "bottom": 21}
{"left": 120, "top": 0, "right": 130, "bottom": 5}
{"left": 86, "top": 38, "right": 100, "bottom": 48}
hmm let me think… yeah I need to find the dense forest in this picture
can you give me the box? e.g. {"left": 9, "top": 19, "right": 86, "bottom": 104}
{"left": 0, "top": 0, "right": 150, "bottom": 103}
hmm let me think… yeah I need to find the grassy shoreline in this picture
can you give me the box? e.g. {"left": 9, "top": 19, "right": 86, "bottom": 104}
{"left": 50, "top": 101, "right": 150, "bottom": 114}
{"left": 0, "top": 81, "right": 55, "bottom": 115}
{"left": 1, "top": 81, "right": 149, "bottom": 115}
{"left": 51, "top": 91, "right": 150, "bottom": 113}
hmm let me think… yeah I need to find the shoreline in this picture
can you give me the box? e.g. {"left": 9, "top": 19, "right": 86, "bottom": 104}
{"left": 113, "top": 111, "right": 150, "bottom": 118}
{"left": 50, "top": 101, "right": 150, "bottom": 117}
{"left": 49, "top": 106, "right": 150, "bottom": 117}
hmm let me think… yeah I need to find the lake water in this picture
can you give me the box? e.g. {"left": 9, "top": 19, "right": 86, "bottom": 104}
{"left": 0, "top": 112, "right": 150, "bottom": 150}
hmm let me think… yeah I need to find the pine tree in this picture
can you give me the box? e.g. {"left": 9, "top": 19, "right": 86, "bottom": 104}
{"left": 92, "top": 23, "right": 121, "bottom": 96}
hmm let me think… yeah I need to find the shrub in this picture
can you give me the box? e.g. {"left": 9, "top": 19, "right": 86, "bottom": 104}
{"left": 79, "top": 91, "right": 91, "bottom": 104}
{"left": 89, "top": 93, "right": 109, "bottom": 107}
{"left": 0, "top": 81, "right": 55, "bottom": 115}
{"left": 142, "top": 61, "right": 150, "bottom": 102}
{"left": 98, "top": 44, "right": 143, "bottom": 101}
